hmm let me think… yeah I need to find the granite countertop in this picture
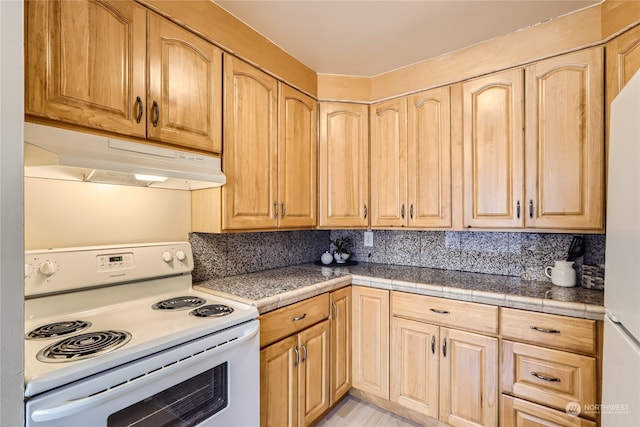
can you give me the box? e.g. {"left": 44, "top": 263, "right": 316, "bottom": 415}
{"left": 193, "top": 262, "right": 605, "bottom": 320}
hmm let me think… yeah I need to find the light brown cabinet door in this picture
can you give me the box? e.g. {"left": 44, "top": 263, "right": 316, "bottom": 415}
{"left": 278, "top": 84, "right": 317, "bottom": 228}
{"left": 319, "top": 103, "right": 370, "bottom": 228}
{"left": 525, "top": 47, "right": 604, "bottom": 230}
{"left": 440, "top": 328, "right": 498, "bottom": 427}
{"left": 501, "top": 395, "right": 597, "bottom": 427}
{"left": 463, "top": 69, "right": 525, "bottom": 229}
{"left": 147, "top": 13, "right": 222, "bottom": 153}
{"left": 351, "top": 286, "right": 389, "bottom": 399}
{"left": 408, "top": 86, "right": 452, "bottom": 228}
{"left": 606, "top": 24, "right": 640, "bottom": 111}
{"left": 299, "top": 320, "right": 330, "bottom": 426}
{"left": 330, "top": 287, "right": 352, "bottom": 406}
{"left": 223, "top": 55, "right": 278, "bottom": 230}
{"left": 390, "top": 317, "right": 440, "bottom": 418}
{"left": 26, "top": 0, "right": 147, "bottom": 137}
{"left": 261, "top": 335, "right": 299, "bottom": 427}
{"left": 370, "top": 98, "right": 408, "bottom": 227}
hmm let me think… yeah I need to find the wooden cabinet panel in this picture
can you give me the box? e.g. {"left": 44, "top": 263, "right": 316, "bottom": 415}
{"left": 147, "top": 13, "right": 222, "bottom": 152}
{"left": 261, "top": 335, "right": 299, "bottom": 427}
{"left": 502, "top": 341, "right": 597, "bottom": 417}
{"left": 606, "top": 24, "right": 640, "bottom": 110}
{"left": 26, "top": 0, "right": 147, "bottom": 137}
{"left": 463, "top": 68, "right": 525, "bottom": 228}
{"left": 392, "top": 291, "right": 499, "bottom": 335}
{"left": 319, "top": 103, "right": 370, "bottom": 228}
{"left": 330, "top": 287, "right": 352, "bottom": 405}
{"left": 524, "top": 47, "right": 604, "bottom": 230}
{"left": 259, "top": 294, "right": 330, "bottom": 348}
{"left": 390, "top": 317, "right": 439, "bottom": 418}
{"left": 352, "top": 286, "right": 389, "bottom": 399}
{"left": 299, "top": 320, "right": 330, "bottom": 425}
{"left": 223, "top": 55, "right": 278, "bottom": 230}
{"left": 278, "top": 84, "right": 317, "bottom": 228}
{"left": 500, "top": 308, "right": 597, "bottom": 355}
{"left": 440, "top": 328, "right": 498, "bottom": 427}
{"left": 370, "top": 98, "right": 408, "bottom": 227}
{"left": 501, "top": 395, "right": 597, "bottom": 427}
{"left": 408, "top": 86, "right": 452, "bottom": 228}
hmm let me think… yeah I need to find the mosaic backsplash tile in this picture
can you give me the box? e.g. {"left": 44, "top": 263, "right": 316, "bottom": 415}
{"left": 190, "top": 229, "right": 606, "bottom": 287}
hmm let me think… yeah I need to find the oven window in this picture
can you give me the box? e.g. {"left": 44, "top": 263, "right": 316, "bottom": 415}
{"left": 108, "top": 362, "right": 228, "bottom": 426}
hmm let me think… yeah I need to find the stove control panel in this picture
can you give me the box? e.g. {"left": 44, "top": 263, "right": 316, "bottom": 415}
{"left": 25, "top": 242, "right": 193, "bottom": 297}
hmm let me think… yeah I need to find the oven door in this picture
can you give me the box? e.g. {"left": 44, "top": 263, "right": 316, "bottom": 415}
{"left": 26, "top": 320, "right": 259, "bottom": 427}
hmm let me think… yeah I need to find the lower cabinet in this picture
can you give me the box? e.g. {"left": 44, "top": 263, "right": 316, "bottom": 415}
{"left": 351, "top": 286, "right": 390, "bottom": 399}
{"left": 501, "top": 395, "right": 597, "bottom": 427}
{"left": 260, "top": 289, "right": 351, "bottom": 427}
{"left": 390, "top": 302, "right": 498, "bottom": 426}
{"left": 261, "top": 320, "right": 330, "bottom": 427}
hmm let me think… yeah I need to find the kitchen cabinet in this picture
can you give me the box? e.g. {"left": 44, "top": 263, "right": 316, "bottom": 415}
{"left": 606, "top": 24, "right": 640, "bottom": 114}
{"left": 329, "top": 287, "right": 351, "bottom": 405}
{"left": 260, "top": 294, "right": 330, "bottom": 427}
{"left": 370, "top": 87, "right": 452, "bottom": 228}
{"left": 500, "top": 308, "right": 601, "bottom": 423}
{"left": 351, "top": 286, "right": 389, "bottom": 399}
{"left": 222, "top": 55, "right": 278, "bottom": 230}
{"left": 391, "top": 291, "right": 498, "bottom": 426}
{"left": 524, "top": 47, "right": 604, "bottom": 230}
{"left": 194, "top": 57, "right": 316, "bottom": 231}
{"left": 462, "top": 47, "right": 604, "bottom": 230}
{"left": 501, "top": 395, "right": 597, "bottom": 427}
{"left": 318, "top": 103, "right": 370, "bottom": 228}
{"left": 277, "top": 84, "right": 317, "bottom": 228}
{"left": 26, "top": 0, "right": 223, "bottom": 153}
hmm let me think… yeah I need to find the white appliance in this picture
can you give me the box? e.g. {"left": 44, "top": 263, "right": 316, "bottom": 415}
{"left": 24, "top": 122, "right": 225, "bottom": 190}
{"left": 602, "top": 69, "right": 640, "bottom": 426}
{"left": 24, "top": 242, "right": 259, "bottom": 427}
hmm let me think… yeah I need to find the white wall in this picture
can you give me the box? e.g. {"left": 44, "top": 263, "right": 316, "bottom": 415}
{"left": 0, "top": 1, "right": 24, "bottom": 425}
{"left": 25, "top": 178, "right": 191, "bottom": 249}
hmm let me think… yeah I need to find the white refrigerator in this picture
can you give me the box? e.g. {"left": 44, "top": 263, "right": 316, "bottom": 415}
{"left": 602, "top": 69, "right": 640, "bottom": 426}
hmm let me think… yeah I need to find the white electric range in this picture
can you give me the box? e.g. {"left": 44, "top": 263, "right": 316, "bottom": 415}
{"left": 24, "top": 242, "right": 259, "bottom": 427}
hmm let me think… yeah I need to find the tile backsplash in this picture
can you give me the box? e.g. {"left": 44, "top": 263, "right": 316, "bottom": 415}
{"left": 190, "top": 230, "right": 606, "bottom": 285}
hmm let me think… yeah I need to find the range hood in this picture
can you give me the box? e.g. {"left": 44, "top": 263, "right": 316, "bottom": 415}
{"left": 24, "top": 123, "right": 225, "bottom": 190}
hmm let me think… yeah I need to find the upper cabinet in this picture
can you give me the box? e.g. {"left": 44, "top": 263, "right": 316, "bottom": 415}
{"left": 222, "top": 55, "right": 278, "bottom": 230}
{"left": 194, "top": 56, "right": 316, "bottom": 232}
{"left": 462, "top": 68, "right": 525, "bottom": 229}
{"left": 26, "top": 0, "right": 222, "bottom": 154}
{"left": 319, "top": 102, "right": 370, "bottom": 228}
{"left": 524, "top": 47, "right": 604, "bottom": 230}
{"left": 606, "top": 24, "right": 640, "bottom": 108}
{"left": 462, "top": 47, "right": 604, "bottom": 231}
{"left": 370, "top": 87, "right": 452, "bottom": 229}
{"left": 278, "top": 84, "right": 317, "bottom": 229}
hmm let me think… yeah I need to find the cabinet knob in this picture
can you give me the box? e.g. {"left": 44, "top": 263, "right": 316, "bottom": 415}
{"left": 529, "top": 200, "right": 534, "bottom": 219}
{"left": 401, "top": 204, "right": 405, "bottom": 219}
{"left": 363, "top": 205, "right": 368, "bottom": 219}
{"left": 516, "top": 200, "right": 521, "bottom": 219}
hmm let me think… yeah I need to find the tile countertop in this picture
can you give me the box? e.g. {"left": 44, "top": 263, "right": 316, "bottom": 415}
{"left": 193, "top": 262, "right": 605, "bottom": 320}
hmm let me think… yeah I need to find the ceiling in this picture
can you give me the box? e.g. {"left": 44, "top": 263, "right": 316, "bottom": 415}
{"left": 215, "top": 0, "right": 600, "bottom": 77}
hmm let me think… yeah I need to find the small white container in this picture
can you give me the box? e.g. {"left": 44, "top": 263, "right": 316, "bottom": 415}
{"left": 545, "top": 260, "right": 576, "bottom": 287}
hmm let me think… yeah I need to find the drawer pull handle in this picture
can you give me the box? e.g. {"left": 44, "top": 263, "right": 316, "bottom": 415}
{"left": 530, "top": 326, "right": 560, "bottom": 334}
{"left": 294, "top": 345, "right": 300, "bottom": 367}
{"left": 152, "top": 100, "right": 160, "bottom": 127}
{"left": 301, "top": 343, "right": 308, "bottom": 363}
{"left": 291, "top": 313, "right": 307, "bottom": 322}
{"left": 531, "top": 372, "right": 561, "bottom": 383}
{"left": 332, "top": 302, "right": 338, "bottom": 319}
{"left": 442, "top": 338, "right": 447, "bottom": 357}
{"left": 135, "top": 96, "right": 143, "bottom": 123}
{"left": 431, "top": 335, "right": 435, "bottom": 354}
{"left": 430, "top": 308, "right": 450, "bottom": 315}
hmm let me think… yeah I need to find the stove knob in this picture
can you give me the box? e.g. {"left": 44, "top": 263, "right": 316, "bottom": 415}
{"left": 39, "top": 261, "right": 58, "bottom": 276}
{"left": 25, "top": 264, "right": 34, "bottom": 278}
{"left": 161, "top": 251, "right": 174, "bottom": 263}
{"left": 175, "top": 250, "right": 187, "bottom": 262}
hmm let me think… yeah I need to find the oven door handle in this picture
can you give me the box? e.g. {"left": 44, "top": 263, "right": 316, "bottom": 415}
{"left": 31, "top": 323, "right": 259, "bottom": 423}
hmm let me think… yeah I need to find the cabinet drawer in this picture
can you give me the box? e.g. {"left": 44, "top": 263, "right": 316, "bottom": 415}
{"left": 502, "top": 341, "right": 597, "bottom": 418}
{"left": 501, "top": 395, "right": 596, "bottom": 427}
{"left": 501, "top": 308, "right": 597, "bottom": 354}
{"left": 392, "top": 291, "right": 498, "bottom": 335}
{"left": 259, "top": 294, "right": 329, "bottom": 348}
